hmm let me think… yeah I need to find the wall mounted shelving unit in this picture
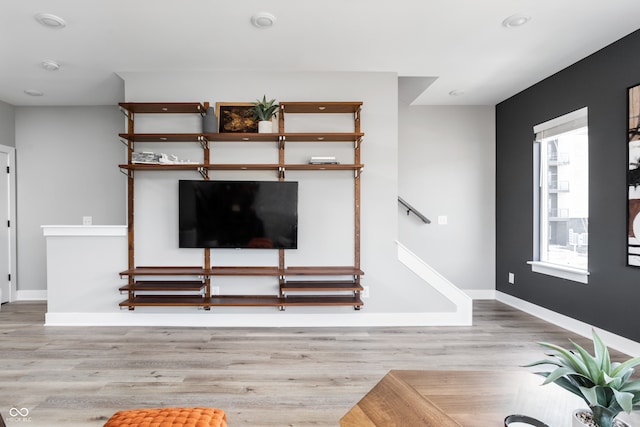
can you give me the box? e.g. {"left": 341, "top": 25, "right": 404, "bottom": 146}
{"left": 117, "top": 101, "right": 364, "bottom": 311}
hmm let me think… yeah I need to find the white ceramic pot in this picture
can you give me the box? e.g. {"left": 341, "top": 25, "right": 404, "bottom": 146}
{"left": 258, "top": 120, "right": 273, "bottom": 133}
{"left": 572, "top": 409, "right": 631, "bottom": 427}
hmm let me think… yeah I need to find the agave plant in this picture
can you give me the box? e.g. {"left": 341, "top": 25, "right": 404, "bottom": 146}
{"left": 525, "top": 330, "right": 640, "bottom": 427}
{"left": 250, "top": 95, "right": 278, "bottom": 121}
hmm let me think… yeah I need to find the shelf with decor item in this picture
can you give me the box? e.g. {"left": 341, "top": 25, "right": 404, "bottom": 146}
{"left": 117, "top": 101, "right": 365, "bottom": 311}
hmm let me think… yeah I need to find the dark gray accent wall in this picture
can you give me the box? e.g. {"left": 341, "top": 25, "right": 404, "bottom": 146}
{"left": 496, "top": 28, "right": 640, "bottom": 342}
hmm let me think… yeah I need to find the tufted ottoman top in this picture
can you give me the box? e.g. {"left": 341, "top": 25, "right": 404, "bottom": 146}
{"left": 104, "top": 407, "right": 227, "bottom": 427}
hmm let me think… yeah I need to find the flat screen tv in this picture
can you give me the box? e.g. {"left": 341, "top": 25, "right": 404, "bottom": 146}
{"left": 179, "top": 180, "right": 298, "bottom": 249}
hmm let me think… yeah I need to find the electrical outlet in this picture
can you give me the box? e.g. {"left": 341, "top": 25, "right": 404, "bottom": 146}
{"left": 82, "top": 216, "right": 92, "bottom": 225}
{"left": 437, "top": 215, "right": 448, "bottom": 225}
{"left": 508, "top": 272, "right": 515, "bottom": 284}
{"left": 212, "top": 286, "right": 220, "bottom": 296}
{"left": 361, "top": 286, "right": 370, "bottom": 298}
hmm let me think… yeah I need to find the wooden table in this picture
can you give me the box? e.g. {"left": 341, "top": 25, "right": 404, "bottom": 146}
{"left": 340, "top": 370, "right": 640, "bottom": 427}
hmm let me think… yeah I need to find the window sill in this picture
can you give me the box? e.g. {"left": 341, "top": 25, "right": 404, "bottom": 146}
{"left": 527, "top": 261, "right": 589, "bottom": 284}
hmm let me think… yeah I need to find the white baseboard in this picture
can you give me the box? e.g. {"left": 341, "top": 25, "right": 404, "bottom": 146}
{"left": 464, "top": 289, "right": 496, "bottom": 300}
{"left": 16, "top": 290, "right": 47, "bottom": 301}
{"left": 496, "top": 291, "right": 640, "bottom": 356}
{"left": 45, "top": 311, "right": 473, "bottom": 328}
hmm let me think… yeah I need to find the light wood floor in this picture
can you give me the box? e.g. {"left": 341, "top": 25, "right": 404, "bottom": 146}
{"left": 0, "top": 300, "right": 630, "bottom": 427}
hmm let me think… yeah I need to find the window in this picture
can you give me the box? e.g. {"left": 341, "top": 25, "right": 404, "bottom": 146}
{"left": 530, "top": 107, "right": 589, "bottom": 283}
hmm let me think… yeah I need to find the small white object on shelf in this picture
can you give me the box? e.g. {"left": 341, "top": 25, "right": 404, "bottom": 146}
{"left": 132, "top": 152, "right": 198, "bottom": 165}
{"left": 309, "top": 156, "right": 338, "bottom": 164}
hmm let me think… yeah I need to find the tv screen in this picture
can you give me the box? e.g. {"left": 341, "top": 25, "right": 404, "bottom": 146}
{"left": 179, "top": 180, "right": 298, "bottom": 249}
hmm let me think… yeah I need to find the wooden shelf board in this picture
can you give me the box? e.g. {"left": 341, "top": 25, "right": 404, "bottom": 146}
{"left": 119, "top": 102, "right": 362, "bottom": 115}
{"left": 281, "top": 281, "right": 363, "bottom": 292}
{"left": 119, "top": 266, "right": 208, "bottom": 277}
{"left": 120, "top": 266, "right": 282, "bottom": 277}
{"left": 206, "top": 133, "right": 279, "bottom": 142}
{"left": 280, "top": 102, "right": 362, "bottom": 114}
{"left": 209, "top": 295, "right": 282, "bottom": 307}
{"left": 282, "top": 295, "right": 363, "bottom": 306}
{"left": 119, "top": 163, "right": 362, "bottom": 171}
{"left": 285, "top": 164, "right": 364, "bottom": 171}
{"left": 119, "top": 133, "right": 207, "bottom": 143}
{"left": 207, "top": 164, "right": 280, "bottom": 171}
{"left": 210, "top": 266, "right": 281, "bottom": 276}
{"left": 120, "top": 266, "right": 363, "bottom": 277}
{"left": 119, "top": 163, "right": 206, "bottom": 171}
{"left": 120, "top": 132, "right": 364, "bottom": 143}
{"left": 119, "top": 295, "right": 208, "bottom": 307}
{"left": 284, "top": 266, "right": 364, "bottom": 276}
{"left": 119, "top": 280, "right": 205, "bottom": 292}
{"left": 119, "top": 294, "right": 362, "bottom": 308}
{"left": 119, "top": 102, "right": 205, "bottom": 114}
{"left": 280, "top": 133, "right": 364, "bottom": 142}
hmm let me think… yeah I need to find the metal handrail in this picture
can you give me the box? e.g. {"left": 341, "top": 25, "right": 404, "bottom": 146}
{"left": 398, "top": 197, "right": 431, "bottom": 224}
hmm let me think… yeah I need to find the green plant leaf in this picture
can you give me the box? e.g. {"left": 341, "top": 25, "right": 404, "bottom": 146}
{"left": 522, "top": 358, "right": 564, "bottom": 368}
{"left": 592, "top": 330, "right": 611, "bottom": 373}
{"left": 603, "top": 372, "right": 622, "bottom": 389}
{"left": 611, "top": 356, "right": 640, "bottom": 377}
{"left": 613, "top": 388, "right": 635, "bottom": 413}
{"left": 580, "top": 385, "right": 600, "bottom": 406}
{"left": 570, "top": 339, "right": 602, "bottom": 383}
{"left": 620, "top": 379, "right": 640, "bottom": 393}
{"left": 538, "top": 342, "right": 589, "bottom": 375}
{"left": 541, "top": 367, "right": 582, "bottom": 385}
{"left": 250, "top": 95, "right": 279, "bottom": 121}
{"left": 620, "top": 369, "right": 634, "bottom": 385}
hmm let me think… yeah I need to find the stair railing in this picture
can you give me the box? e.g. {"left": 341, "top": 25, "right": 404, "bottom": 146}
{"left": 398, "top": 196, "right": 430, "bottom": 224}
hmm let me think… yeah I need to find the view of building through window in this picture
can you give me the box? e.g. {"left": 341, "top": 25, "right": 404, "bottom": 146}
{"left": 535, "top": 109, "right": 589, "bottom": 271}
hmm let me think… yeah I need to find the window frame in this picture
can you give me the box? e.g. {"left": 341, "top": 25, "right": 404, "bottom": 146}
{"left": 529, "top": 107, "right": 589, "bottom": 284}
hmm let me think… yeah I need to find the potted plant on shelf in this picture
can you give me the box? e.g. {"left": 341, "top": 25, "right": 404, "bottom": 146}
{"left": 525, "top": 330, "right": 640, "bottom": 427}
{"left": 250, "top": 95, "right": 279, "bottom": 133}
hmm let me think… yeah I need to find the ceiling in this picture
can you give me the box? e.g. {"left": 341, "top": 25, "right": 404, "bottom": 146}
{"left": 3, "top": 1, "right": 640, "bottom": 107}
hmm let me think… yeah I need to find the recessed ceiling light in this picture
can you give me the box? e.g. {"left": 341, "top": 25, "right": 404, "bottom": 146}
{"left": 502, "top": 14, "right": 531, "bottom": 28}
{"left": 24, "top": 89, "right": 44, "bottom": 97}
{"left": 41, "top": 60, "right": 60, "bottom": 71}
{"left": 449, "top": 90, "right": 465, "bottom": 97}
{"left": 34, "top": 13, "right": 67, "bottom": 28}
{"left": 251, "top": 12, "right": 276, "bottom": 29}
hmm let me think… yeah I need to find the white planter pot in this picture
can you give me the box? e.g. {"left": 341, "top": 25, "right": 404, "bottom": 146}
{"left": 572, "top": 409, "right": 631, "bottom": 427}
{"left": 258, "top": 120, "right": 273, "bottom": 133}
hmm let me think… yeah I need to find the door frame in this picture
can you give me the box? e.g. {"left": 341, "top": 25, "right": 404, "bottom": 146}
{"left": 0, "top": 144, "right": 16, "bottom": 302}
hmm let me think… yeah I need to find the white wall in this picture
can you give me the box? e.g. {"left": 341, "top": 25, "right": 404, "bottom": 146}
{"left": 398, "top": 104, "right": 496, "bottom": 292}
{"left": 15, "top": 106, "right": 125, "bottom": 291}
{"left": 0, "top": 101, "right": 15, "bottom": 147}
{"left": 118, "top": 70, "right": 455, "bottom": 313}
{"left": 13, "top": 72, "right": 479, "bottom": 318}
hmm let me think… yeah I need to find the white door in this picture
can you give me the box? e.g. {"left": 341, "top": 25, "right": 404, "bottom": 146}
{"left": 0, "top": 151, "right": 9, "bottom": 302}
{"left": 0, "top": 145, "right": 15, "bottom": 303}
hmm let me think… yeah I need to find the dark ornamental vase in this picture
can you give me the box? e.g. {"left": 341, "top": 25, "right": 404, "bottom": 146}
{"left": 203, "top": 106, "right": 218, "bottom": 133}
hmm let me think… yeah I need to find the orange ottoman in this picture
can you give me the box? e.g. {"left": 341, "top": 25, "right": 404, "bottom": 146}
{"left": 104, "top": 407, "right": 227, "bottom": 427}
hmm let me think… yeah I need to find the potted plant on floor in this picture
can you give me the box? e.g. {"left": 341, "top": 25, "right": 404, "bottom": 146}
{"left": 250, "top": 95, "right": 278, "bottom": 133}
{"left": 525, "top": 330, "right": 640, "bottom": 427}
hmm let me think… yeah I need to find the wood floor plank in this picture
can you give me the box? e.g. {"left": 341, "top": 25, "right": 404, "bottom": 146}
{"left": 0, "top": 300, "right": 638, "bottom": 426}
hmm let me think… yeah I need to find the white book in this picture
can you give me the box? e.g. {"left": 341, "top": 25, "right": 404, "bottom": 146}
{"left": 309, "top": 156, "right": 338, "bottom": 164}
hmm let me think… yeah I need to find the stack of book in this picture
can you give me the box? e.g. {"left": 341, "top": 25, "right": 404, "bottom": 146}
{"left": 309, "top": 156, "right": 338, "bottom": 164}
